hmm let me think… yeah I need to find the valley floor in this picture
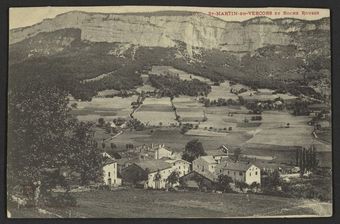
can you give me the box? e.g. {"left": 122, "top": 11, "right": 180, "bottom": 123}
{"left": 9, "top": 188, "right": 332, "bottom": 218}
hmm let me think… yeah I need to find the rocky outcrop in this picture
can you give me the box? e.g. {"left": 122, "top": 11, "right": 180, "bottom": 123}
{"left": 9, "top": 11, "right": 330, "bottom": 56}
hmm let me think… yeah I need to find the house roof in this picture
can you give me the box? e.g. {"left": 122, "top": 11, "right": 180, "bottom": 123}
{"left": 103, "top": 157, "right": 116, "bottom": 166}
{"left": 164, "top": 159, "right": 191, "bottom": 165}
{"left": 200, "top": 156, "right": 218, "bottom": 164}
{"left": 180, "top": 171, "right": 216, "bottom": 183}
{"left": 220, "top": 160, "right": 253, "bottom": 172}
{"left": 134, "top": 159, "right": 172, "bottom": 173}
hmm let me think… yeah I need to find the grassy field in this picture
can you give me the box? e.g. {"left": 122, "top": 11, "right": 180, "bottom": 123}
{"left": 149, "top": 65, "right": 212, "bottom": 83}
{"left": 246, "top": 111, "right": 331, "bottom": 151}
{"left": 109, "top": 127, "right": 251, "bottom": 152}
{"left": 207, "top": 81, "right": 239, "bottom": 101}
{"left": 9, "top": 189, "right": 331, "bottom": 218}
{"left": 134, "top": 97, "right": 177, "bottom": 126}
{"left": 69, "top": 96, "right": 137, "bottom": 122}
{"left": 239, "top": 89, "right": 298, "bottom": 102}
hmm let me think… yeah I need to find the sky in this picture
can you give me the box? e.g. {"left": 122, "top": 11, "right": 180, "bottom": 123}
{"left": 9, "top": 6, "right": 330, "bottom": 29}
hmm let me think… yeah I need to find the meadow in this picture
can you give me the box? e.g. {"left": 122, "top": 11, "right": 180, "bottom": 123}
{"left": 246, "top": 111, "right": 330, "bottom": 151}
{"left": 69, "top": 96, "right": 137, "bottom": 122}
{"left": 9, "top": 189, "right": 331, "bottom": 218}
{"left": 149, "top": 65, "right": 212, "bottom": 83}
{"left": 207, "top": 81, "right": 239, "bottom": 101}
{"left": 133, "top": 97, "right": 177, "bottom": 126}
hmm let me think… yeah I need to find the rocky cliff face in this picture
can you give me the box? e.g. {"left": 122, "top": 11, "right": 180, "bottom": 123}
{"left": 9, "top": 11, "right": 330, "bottom": 56}
{"left": 8, "top": 11, "right": 331, "bottom": 101}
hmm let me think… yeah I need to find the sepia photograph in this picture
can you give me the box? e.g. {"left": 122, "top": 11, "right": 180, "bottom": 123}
{"left": 7, "top": 6, "right": 332, "bottom": 218}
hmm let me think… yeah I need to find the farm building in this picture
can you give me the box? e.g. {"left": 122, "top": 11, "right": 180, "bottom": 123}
{"left": 179, "top": 171, "right": 215, "bottom": 191}
{"left": 163, "top": 159, "right": 191, "bottom": 177}
{"left": 121, "top": 160, "right": 172, "bottom": 189}
{"left": 137, "top": 160, "right": 173, "bottom": 189}
{"left": 215, "top": 159, "right": 261, "bottom": 185}
{"left": 154, "top": 144, "right": 181, "bottom": 160}
{"left": 154, "top": 144, "right": 173, "bottom": 159}
{"left": 120, "top": 163, "right": 148, "bottom": 187}
{"left": 192, "top": 155, "right": 228, "bottom": 181}
{"left": 121, "top": 158, "right": 192, "bottom": 189}
{"left": 102, "top": 158, "right": 122, "bottom": 187}
{"left": 102, "top": 151, "right": 121, "bottom": 160}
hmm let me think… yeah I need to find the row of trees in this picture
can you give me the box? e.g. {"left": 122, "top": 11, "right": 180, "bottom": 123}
{"left": 296, "top": 146, "right": 319, "bottom": 176}
{"left": 198, "top": 97, "right": 240, "bottom": 107}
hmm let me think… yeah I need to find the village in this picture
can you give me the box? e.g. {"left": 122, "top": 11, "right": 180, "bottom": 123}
{"left": 103, "top": 143, "right": 262, "bottom": 191}
{"left": 6, "top": 7, "right": 332, "bottom": 217}
{"left": 8, "top": 70, "right": 332, "bottom": 217}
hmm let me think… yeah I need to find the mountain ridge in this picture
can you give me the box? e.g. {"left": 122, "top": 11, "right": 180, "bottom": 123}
{"left": 9, "top": 10, "right": 330, "bottom": 101}
{"left": 9, "top": 11, "right": 330, "bottom": 57}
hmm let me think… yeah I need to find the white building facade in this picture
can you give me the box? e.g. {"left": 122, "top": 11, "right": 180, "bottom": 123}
{"left": 154, "top": 145, "right": 173, "bottom": 159}
{"left": 216, "top": 162, "right": 261, "bottom": 185}
{"left": 103, "top": 160, "right": 122, "bottom": 187}
{"left": 192, "top": 155, "right": 228, "bottom": 180}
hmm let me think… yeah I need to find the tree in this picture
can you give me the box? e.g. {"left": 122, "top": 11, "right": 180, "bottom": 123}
{"left": 267, "top": 170, "right": 281, "bottom": 190}
{"left": 98, "top": 118, "right": 105, "bottom": 127}
{"left": 126, "top": 118, "right": 145, "bottom": 131}
{"left": 216, "top": 174, "right": 233, "bottom": 192}
{"left": 296, "top": 145, "right": 319, "bottom": 176}
{"left": 235, "top": 181, "right": 249, "bottom": 193}
{"left": 233, "top": 148, "right": 242, "bottom": 162}
{"left": 167, "top": 171, "right": 179, "bottom": 188}
{"left": 104, "top": 122, "right": 112, "bottom": 133}
{"left": 110, "top": 143, "right": 117, "bottom": 150}
{"left": 182, "top": 139, "right": 206, "bottom": 163}
{"left": 69, "top": 122, "right": 103, "bottom": 185}
{"left": 7, "top": 82, "right": 103, "bottom": 202}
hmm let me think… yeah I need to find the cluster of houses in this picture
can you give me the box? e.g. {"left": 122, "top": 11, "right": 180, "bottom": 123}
{"left": 101, "top": 144, "right": 261, "bottom": 191}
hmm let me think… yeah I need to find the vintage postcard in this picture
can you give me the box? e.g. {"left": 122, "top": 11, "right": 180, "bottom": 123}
{"left": 7, "top": 6, "right": 332, "bottom": 218}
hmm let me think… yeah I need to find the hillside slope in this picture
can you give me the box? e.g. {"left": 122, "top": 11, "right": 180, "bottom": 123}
{"left": 9, "top": 11, "right": 331, "bottom": 101}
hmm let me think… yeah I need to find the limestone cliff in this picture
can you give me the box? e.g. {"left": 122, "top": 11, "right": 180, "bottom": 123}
{"left": 9, "top": 11, "right": 330, "bottom": 56}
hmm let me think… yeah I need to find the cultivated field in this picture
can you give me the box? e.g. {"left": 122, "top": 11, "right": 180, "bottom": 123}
{"left": 149, "top": 65, "right": 212, "bottom": 83}
{"left": 207, "top": 81, "right": 239, "bottom": 101}
{"left": 133, "top": 97, "right": 177, "bottom": 126}
{"left": 239, "top": 89, "right": 298, "bottom": 102}
{"left": 172, "top": 96, "right": 205, "bottom": 122}
{"left": 9, "top": 189, "right": 332, "bottom": 218}
{"left": 111, "top": 127, "right": 252, "bottom": 152}
{"left": 246, "top": 111, "right": 330, "bottom": 149}
{"left": 67, "top": 76, "right": 331, "bottom": 167}
{"left": 69, "top": 96, "right": 137, "bottom": 122}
